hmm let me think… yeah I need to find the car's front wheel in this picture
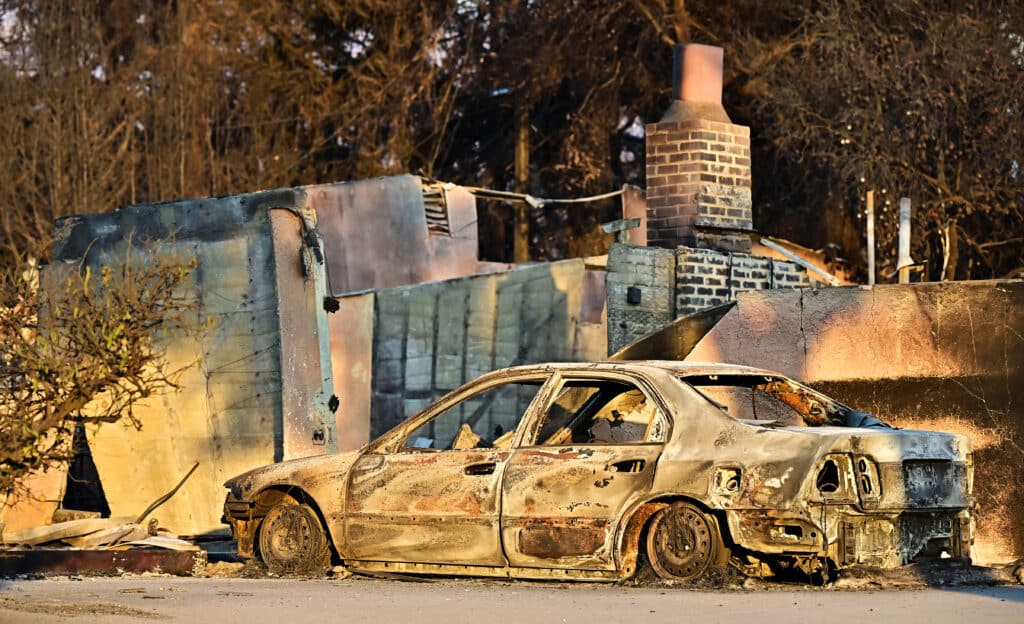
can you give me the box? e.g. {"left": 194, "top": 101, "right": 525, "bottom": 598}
{"left": 258, "top": 502, "right": 331, "bottom": 576}
{"left": 645, "top": 501, "right": 729, "bottom": 581}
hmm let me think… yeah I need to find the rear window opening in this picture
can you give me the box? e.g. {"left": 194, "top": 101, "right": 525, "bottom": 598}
{"left": 682, "top": 374, "right": 890, "bottom": 429}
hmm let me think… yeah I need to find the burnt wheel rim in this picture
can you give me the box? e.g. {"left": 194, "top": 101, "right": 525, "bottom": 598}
{"left": 650, "top": 505, "right": 715, "bottom": 579}
{"left": 263, "top": 506, "right": 319, "bottom": 568}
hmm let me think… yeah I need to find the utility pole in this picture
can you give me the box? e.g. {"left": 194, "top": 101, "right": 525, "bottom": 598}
{"left": 513, "top": 105, "right": 530, "bottom": 263}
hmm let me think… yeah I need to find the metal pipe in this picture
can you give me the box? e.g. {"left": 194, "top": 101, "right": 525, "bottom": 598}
{"left": 759, "top": 238, "right": 842, "bottom": 287}
{"left": 898, "top": 197, "right": 913, "bottom": 284}
{"left": 866, "top": 190, "right": 875, "bottom": 285}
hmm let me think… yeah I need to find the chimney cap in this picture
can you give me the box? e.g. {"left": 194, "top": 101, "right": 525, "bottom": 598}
{"left": 661, "top": 43, "right": 730, "bottom": 123}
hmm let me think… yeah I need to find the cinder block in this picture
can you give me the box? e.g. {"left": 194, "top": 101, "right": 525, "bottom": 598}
{"left": 434, "top": 354, "right": 464, "bottom": 390}
{"left": 374, "top": 358, "right": 404, "bottom": 393}
{"left": 404, "top": 356, "right": 433, "bottom": 392}
{"left": 370, "top": 393, "right": 403, "bottom": 436}
{"left": 402, "top": 397, "right": 433, "bottom": 423}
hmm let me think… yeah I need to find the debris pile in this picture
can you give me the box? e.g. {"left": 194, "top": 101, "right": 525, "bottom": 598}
{"left": 0, "top": 462, "right": 207, "bottom": 576}
{"left": 1, "top": 514, "right": 198, "bottom": 551}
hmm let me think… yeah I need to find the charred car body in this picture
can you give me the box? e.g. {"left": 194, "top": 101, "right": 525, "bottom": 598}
{"left": 223, "top": 362, "right": 973, "bottom": 580}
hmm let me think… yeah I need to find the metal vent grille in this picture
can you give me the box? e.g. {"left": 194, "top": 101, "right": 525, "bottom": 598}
{"left": 421, "top": 179, "right": 451, "bottom": 236}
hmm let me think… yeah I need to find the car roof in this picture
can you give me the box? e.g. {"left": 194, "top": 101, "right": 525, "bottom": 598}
{"left": 494, "top": 360, "right": 782, "bottom": 379}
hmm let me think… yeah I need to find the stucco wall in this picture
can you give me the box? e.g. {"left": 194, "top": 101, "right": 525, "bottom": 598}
{"left": 6, "top": 175, "right": 479, "bottom": 535}
{"left": 310, "top": 175, "right": 479, "bottom": 295}
{"left": 32, "top": 189, "right": 327, "bottom": 536}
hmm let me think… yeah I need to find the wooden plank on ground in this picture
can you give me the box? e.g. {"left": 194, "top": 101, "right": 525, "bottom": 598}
{"left": 2, "top": 517, "right": 134, "bottom": 546}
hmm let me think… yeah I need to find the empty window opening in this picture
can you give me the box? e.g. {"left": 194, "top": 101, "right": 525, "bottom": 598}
{"left": 682, "top": 374, "right": 890, "bottom": 429}
{"left": 532, "top": 380, "right": 664, "bottom": 446}
{"left": 403, "top": 380, "right": 543, "bottom": 450}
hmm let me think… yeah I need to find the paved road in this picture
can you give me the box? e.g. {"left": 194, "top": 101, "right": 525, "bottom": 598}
{"left": 1, "top": 576, "right": 1022, "bottom": 624}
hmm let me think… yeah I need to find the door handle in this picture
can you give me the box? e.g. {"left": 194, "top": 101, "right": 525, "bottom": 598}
{"left": 609, "top": 459, "right": 646, "bottom": 473}
{"left": 465, "top": 462, "right": 497, "bottom": 476}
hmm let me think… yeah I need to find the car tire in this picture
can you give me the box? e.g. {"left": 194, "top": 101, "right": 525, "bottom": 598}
{"left": 645, "top": 501, "right": 729, "bottom": 581}
{"left": 258, "top": 502, "right": 331, "bottom": 576}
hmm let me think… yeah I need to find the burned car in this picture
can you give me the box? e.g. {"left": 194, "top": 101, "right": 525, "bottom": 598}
{"left": 223, "top": 362, "right": 973, "bottom": 581}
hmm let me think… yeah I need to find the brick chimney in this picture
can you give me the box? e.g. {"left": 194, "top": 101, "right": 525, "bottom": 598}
{"left": 646, "top": 44, "right": 753, "bottom": 253}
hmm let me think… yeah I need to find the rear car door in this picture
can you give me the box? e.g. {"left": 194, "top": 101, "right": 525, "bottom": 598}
{"left": 501, "top": 372, "right": 669, "bottom": 570}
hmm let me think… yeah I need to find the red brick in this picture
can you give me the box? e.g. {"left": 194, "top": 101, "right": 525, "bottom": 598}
{"left": 679, "top": 141, "right": 709, "bottom": 151}
{"left": 664, "top": 215, "right": 695, "bottom": 228}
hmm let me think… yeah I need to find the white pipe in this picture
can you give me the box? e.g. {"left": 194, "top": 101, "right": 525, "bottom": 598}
{"left": 897, "top": 197, "right": 913, "bottom": 269}
{"left": 866, "top": 191, "right": 875, "bottom": 285}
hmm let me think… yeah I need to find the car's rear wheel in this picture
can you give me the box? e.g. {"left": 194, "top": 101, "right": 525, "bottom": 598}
{"left": 258, "top": 502, "right": 331, "bottom": 576}
{"left": 645, "top": 501, "right": 728, "bottom": 581}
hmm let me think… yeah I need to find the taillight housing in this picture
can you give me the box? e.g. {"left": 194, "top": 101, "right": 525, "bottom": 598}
{"left": 854, "top": 454, "right": 881, "bottom": 505}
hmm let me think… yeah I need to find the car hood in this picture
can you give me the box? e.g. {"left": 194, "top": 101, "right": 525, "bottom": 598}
{"left": 224, "top": 449, "right": 362, "bottom": 500}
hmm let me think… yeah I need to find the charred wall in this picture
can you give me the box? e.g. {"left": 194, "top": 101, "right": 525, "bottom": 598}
{"left": 330, "top": 259, "right": 609, "bottom": 450}
{"left": 619, "top": 279, "right": 1024, "bottom": 562}
{"left": 815, "top": 376, "right": 1022, "bottom": 563}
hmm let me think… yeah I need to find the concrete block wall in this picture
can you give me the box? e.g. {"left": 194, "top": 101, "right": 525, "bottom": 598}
{"left": 606, "top": 244, "right": 676, "bottom": 355}
{"left": 607, "top": 243, "right": 810, "bottom": 352}
{"left": 370, "top": 260, "right": 594, "bottom": 437}
{"left": 676, "top": 246, "right": 811, "bottom": 316}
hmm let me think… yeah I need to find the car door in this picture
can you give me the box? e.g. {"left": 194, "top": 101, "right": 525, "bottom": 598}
{"left": 343, "top": 372, "right": 552, "bottom": 566}
{"left": 501, "top": 372, "right": 669, "bottom": 570}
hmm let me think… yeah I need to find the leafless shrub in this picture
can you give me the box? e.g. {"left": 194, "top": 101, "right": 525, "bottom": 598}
{"left": 0, "top": 239, "right": 198, "bottom": 496}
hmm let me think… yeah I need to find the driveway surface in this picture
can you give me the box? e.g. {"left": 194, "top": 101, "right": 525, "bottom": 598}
{"left": 1, "top": 576, "right": 1022, "bottom": 624}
